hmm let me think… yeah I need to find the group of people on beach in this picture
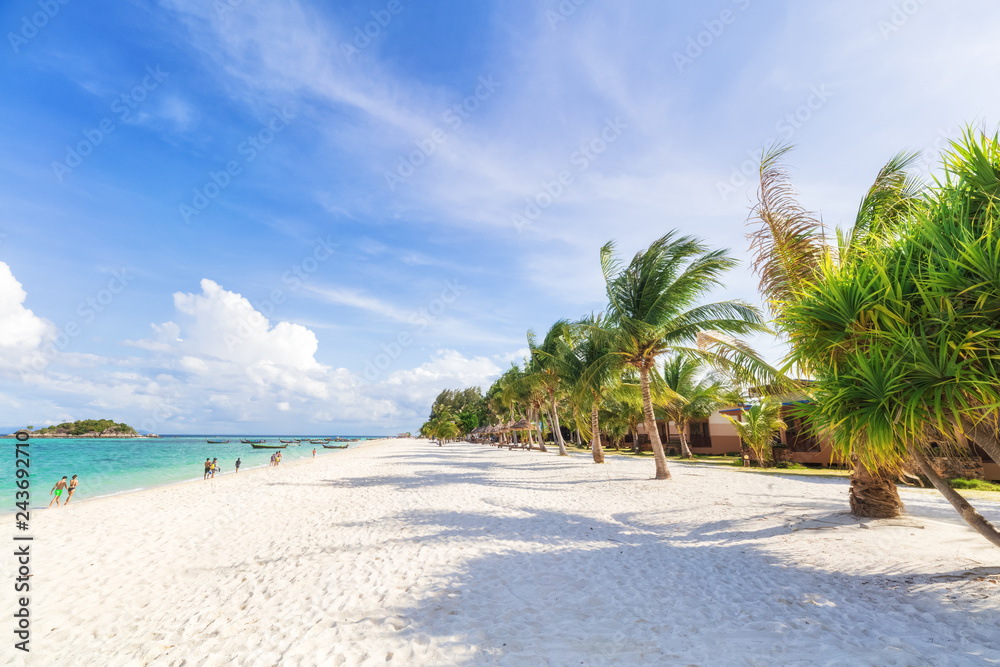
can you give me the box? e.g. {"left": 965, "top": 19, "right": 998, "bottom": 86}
{"left": 48, "top": 475, "right": 79, "bottom": 507}
{"left": 203, "top": 457, "right": 243, "bottom": 479}
{"left": 201, "top": 447, "right": 317, "bottom": 480}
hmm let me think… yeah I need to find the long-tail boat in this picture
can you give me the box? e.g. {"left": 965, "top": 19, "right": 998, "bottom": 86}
{"left": 206, "top": 438, "right": 229, "bottom": 443}
{"left": 250, "top": 443, "right": 286, "bottom": 449}
{"left": 240, "top": 438, "right": 266, "bottom": 444}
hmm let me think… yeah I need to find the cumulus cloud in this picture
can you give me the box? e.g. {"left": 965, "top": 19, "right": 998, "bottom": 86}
{"left": 11, "top": 276, "right": 499, "bottom": 432}
{"left": 376, "top": 349, "right": 502, "bottom": 418}
{"left": 0, "top": 262, "right": 53, "bottom": 351}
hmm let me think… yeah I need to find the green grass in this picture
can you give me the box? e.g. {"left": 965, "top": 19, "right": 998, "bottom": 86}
{"left": 948, "top": 478, "right": 1000, "bottom": 492}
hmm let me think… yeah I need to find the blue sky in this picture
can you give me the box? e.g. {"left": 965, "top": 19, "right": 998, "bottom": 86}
{"left": 2, "top": 0, "right": 999, "bottom": 434}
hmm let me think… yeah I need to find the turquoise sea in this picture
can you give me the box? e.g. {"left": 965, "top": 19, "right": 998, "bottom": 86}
{"left": 2, "top": 435, "right": 375, "bottom": 509}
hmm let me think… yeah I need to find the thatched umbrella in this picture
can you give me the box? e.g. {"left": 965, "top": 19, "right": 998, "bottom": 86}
{"left": 510, "top": 418, "right": 532, "bottom": 448}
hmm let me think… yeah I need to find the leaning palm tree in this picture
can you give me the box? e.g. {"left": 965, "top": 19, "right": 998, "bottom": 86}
{"left": 724, "top": 400, "right": 786, "bottom": 467}
{"left": 568, "top": 314, "right": 620, "bottom": 463}
{"left": 506, "top": 355, "right": 551, "bottom": 452}
{"left": 656, "top": 353, "right": 731, "bottom": 458}
{"left": 527, "top": 321, "right": 575, "bottom": 456}
{"left": 601, "top": 233, "right": 771, "bottom": 479}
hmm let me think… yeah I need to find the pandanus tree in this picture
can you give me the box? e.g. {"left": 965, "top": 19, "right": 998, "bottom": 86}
{"left": 657, "top": 353, "right": 732, "bottom": 458}
{"left": 724, "top": 400, "right": 786, "bottom": 467}
{"left": 781, "top": 132, "right": 1000, "bottom": 546}
{"left": 747, "top": 143, "right": 921, "bottom": 517}
{"left": 601, "top": 233, "right": 770, "bottom": 479}
{"left": 752, "top": 131, "right": 1000, "bottom": 546}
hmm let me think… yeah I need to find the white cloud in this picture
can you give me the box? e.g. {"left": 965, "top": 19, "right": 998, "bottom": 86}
{"left": 0, "top": 262, "right": 53, "bottom": 351}
{"left": 304, "top": 284, "right": 412, "bottom": 323}
{"left": 165, "top": 278, "right": 320, "bottom": 371}
{"left": 375, "top": 349, "right": 501, "bottom": 418}
{"left": 6, "top": 273, "right": 497, "bottom": 432}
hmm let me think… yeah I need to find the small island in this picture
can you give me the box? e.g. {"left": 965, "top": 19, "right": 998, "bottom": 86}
{"left": 6, "top": 419, "right": 158, "bottom": 438}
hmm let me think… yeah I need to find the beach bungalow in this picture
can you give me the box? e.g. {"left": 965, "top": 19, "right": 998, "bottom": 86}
{"left": 629, "top": 389, "right": 1000, "bottom": 480}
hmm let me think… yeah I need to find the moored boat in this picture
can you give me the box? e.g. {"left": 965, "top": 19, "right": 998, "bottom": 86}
{"left": 279, "top": 439, "right": 294, "bottom": 443}
{"left": 240, "top": 438, "right": 266, "bottom": 444}
{"left": 250, "top": 443, "right": 286, "bottom": 449}
{"left": 206, "top": 438, "right": 229, "bottom": 443}
{"left": 322, "top": 443, "right": 349, "bottom": 449}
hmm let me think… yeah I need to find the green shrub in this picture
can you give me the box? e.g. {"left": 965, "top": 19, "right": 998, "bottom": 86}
{"left": 948, "top": 478, "right": 1000, "bottom": 492}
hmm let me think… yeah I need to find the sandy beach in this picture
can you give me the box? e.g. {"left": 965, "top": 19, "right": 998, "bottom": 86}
{"left": 5, "top": 437, "right": 1000, "bottom": 665}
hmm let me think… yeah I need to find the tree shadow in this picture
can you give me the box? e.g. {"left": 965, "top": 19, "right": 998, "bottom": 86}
{"left": 360, "top": 507, "right": 1000, "bottom": 664}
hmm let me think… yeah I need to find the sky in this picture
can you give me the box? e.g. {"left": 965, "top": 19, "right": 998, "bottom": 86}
{"left": 2, "top": 0, "right": 1000, "bottom": 434}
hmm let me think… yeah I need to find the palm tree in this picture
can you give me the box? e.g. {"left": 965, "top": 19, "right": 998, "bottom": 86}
{"left": 601, "top": 233, "right": 770, "bottom": 479}
{"left": 724, "top": 400, "right": 786, "bottom": 467}
{"left": 656, "top": 353, "right": 731, "bottom": 458}
{"left": 504, "top": 356, "right": 550, "bottom": 452}
{"left": 437, "top": 420, "right": 459, "bottom": 444}
{"left": 568, "top": 314, "right": 619, "bottom": 463}
{"left": 527, "top": 321, "right": 575, "bottom": 456}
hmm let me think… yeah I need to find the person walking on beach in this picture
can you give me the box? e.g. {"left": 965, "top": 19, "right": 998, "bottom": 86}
{"left": 210, "top": 458, "right": 219, "bottom": 478}
{"left": 49, "top": 476, "right": 68, "bottom": 507}
{"left": 276, "top": 451, "right": 282, "bottom": 466}
{"left": 64, "top": 475, "right": 79, "bottom": 504}
{"left": 235, "top": 458, "right": 241, "bottom": 473}
{"left": 312, "top": 448, "right": 316, "bottom": 458}
{"left": 204, "top": 458, "right": 212, "bottom": 480}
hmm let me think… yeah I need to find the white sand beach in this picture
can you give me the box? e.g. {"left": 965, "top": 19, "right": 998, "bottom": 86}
{"left": 5, "top": 438, "right": 1000, "bottom": 665}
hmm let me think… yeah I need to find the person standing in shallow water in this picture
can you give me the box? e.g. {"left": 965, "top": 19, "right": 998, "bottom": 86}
{"left": 204, "top": 458, "right": 212, "bottom": 480}
{"left": 49, "top": 476, "right": 68, "bottom": 507}
{"left": 312, "top": 448, "right": 316, "bottom": 458}
{"left": 235, "top": 458, "right": 241, "bottom": 473}
{"left": 64, "top": 475, "right": 79, "bottom": 504}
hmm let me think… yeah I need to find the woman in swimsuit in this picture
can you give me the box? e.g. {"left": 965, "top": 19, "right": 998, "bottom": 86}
{"left": 48, "top": 476, "right": 68, "bottom": 508}
{"left": 64, "top": 475, "right": 79, "bottom": 504}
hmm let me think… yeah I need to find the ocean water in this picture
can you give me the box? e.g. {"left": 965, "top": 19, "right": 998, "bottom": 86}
{"left": 2, "top": 435, "right": 376, "bottom": 509}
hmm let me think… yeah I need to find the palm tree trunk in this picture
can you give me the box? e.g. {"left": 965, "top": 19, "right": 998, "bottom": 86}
{"left": 591, "top": 403, "right": 604, "bottom": 463}
{"left": 534, "top": 406, "right": 547, "bottom": 453}
{"left": 638, "top": 365, "right": 671, "bottom": 479}
{"left": 962, "top": 417, "right": 1000, "bottom": 467}
{"left": 549, "top": 397, "right": 568, "bottom": 456}
{"left": 912, "top": 449, "right": 1000, "bottom": 549}
{"left": 630, "top": 428, "right": 638, "bottom": 454}
{"left": 678, "top": 420, "right": 693, "bottom": 458}
{"left": 849, "top": 460, "right": 904, "bottom": 518}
